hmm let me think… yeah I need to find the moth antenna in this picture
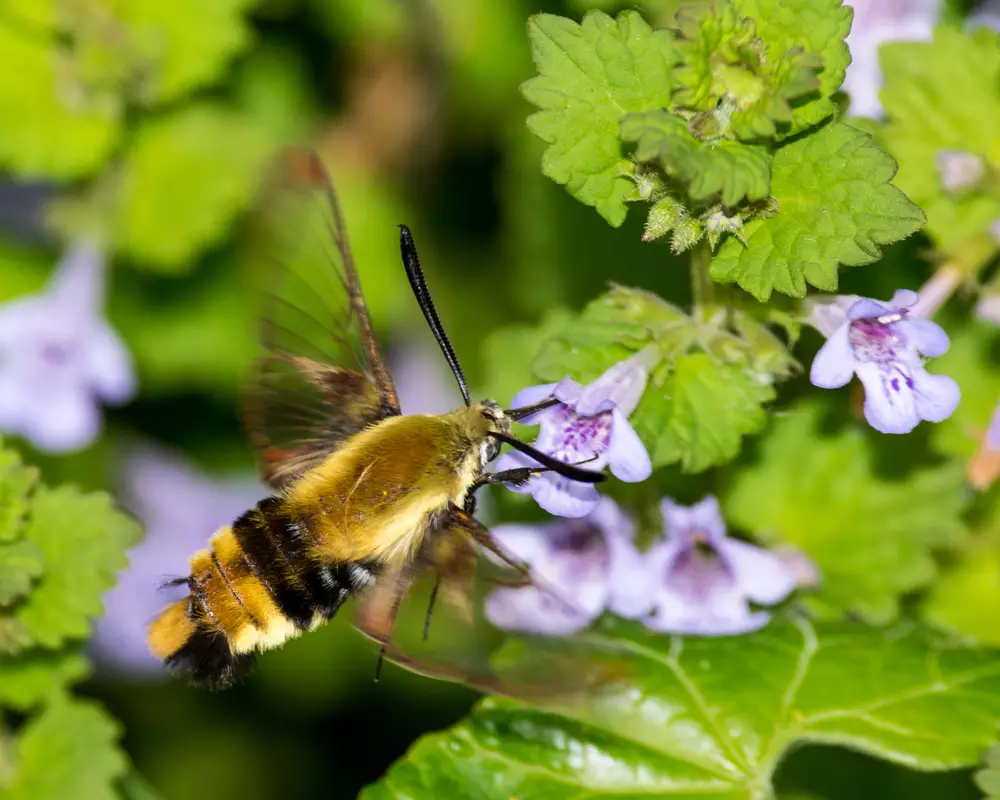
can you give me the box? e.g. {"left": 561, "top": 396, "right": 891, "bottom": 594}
{"left": 398, "top": 224, "right": 471, "bottom": 406}
{"left": 487, "top": 431, "right": 607, "bottom": 483}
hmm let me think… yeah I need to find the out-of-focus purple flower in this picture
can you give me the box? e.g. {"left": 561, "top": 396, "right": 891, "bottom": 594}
{"left": 936, "top": 150, "right": 986, "bottom": 195}
{"left": 93, "top": 446, "right": 262, "bottom": 678}
{"left": 970, "top": 1, "right": 1000, "bottom": 31}
{"left": 843, "top": 0, "right": 940, "bottom": 118}
{"left": 644, "top": 497, "right": 797, "bottom": 636}
{"left": 0, "top": 241, "right": 135, "bottom": 453}
{"left": 498, "top": 346, "right": 658, "bottom": 518}
{"left": 810, "top": 289, "right": 959, "bottom": 434}
{"left": 484, "top": 497, "right": 654, "bottom": 635}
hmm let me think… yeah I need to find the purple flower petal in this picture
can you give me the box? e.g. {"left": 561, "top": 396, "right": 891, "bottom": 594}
{"left": 988, "top": 401, "right": 1000, "bottom": 451}
{"left": 605, "top": 409, "right": 651, "bottom": 483}
{"left": 662, "top": 495, "right": 727, "bottom": 548}
{"left": 84, "top": 327, "right": 136, "bottom": 403}
{"left": 596, "top": 499, "right": 655, "bottom": 619}
{"left": 810, "top": 325, "right": 856, "bottom": 389}
{"left": 912, "top": 371, "right": 960, "bottom": 423}
{"left": 484, "top": 587, "right": 596, "bottom": 635}
{"left": 531, "top": 473, "right": 601, "bottom": 518}
{"left": 719, "top": 539, "right": 797, "bottom": 605}
{"left": 507, "top": 382, "right": 558, "bottom": 425}
{"left": 890, "top": 289, "right": 919, "bottom": 309}
{"left": 575, "top": 345, "right": 658, "bottom": 417}
{"left": 847, "top": 297, "right": 893, "bottom": 321}
{"left": 552, "top": 377, "right": 584, "bottom": 407}
{"left": 488, "top": 523, "right": 552, "bottom": 569}
{"left": 899, "top": 317, "right": 950, "bottom": 358}
{"left": 855, "top": 361, "right": 921, "bottom": 434}
{"left": 23, "top": 385, "right": 101, "bottom": 453}
{"left": 0, "top": 241, "right": 135, "bottom": 453}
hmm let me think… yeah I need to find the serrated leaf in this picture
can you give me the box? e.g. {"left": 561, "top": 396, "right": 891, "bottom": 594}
{"left": 3, "top": 485, "right": 141, "bottom": 651}
{"left": 364, "top": 617, "right": 1000, "bottom": 799}
{"left": 522, "top": 11, "right": 675, "bottom": 226}
{"left": 725, "top": 403, "right": 967, "bottom": 624}
{"left": 737, "top": 0, "right": 852, "bottom": 138}
{"left": 710, "top": 123, "right": 925, "bottom": 300}
{"left": 880, "top": 26, "right": 1000, "bottom": 254}
{"left": 0, "top": 450, "right": 38, "bottom": 543}
{"left": 0, "top": 649, "right": 90, "bottom": 711}
{"left": 633, "top": 354, "right": 773, "bottom": 472}
{"left": 0, "top": 540, "right": 44, "bottom": 607}
{"left": 620, "top": 109, "right": 772, "bottom": 206}
{"left": 0, "top": 23, "right": 122, "bottom": 179}
{"left": 113, "top": 105, "right": 273, "bottom": 270}
{"left": 4, "top": 696, "right": 127, "bottom": 800}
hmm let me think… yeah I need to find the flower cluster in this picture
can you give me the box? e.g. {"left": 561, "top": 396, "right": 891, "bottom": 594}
{"left": 486, "top": 495, "right": 802, "bottom": 637}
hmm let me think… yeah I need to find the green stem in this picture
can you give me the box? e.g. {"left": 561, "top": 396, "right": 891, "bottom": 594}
{"left": 690, "top": 240, "right": 716, "bottom": 312}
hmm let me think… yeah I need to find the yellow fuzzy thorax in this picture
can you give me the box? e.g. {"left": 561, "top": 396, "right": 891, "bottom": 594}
{"left": 282, "top": 407, "right": 490, "bottom": 569}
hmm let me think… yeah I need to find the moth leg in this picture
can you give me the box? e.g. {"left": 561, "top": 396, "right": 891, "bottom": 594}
{"left": 472, "top": 453, "right": 602, "bottom": 492}
{"left": 422, "top": 574, "right": 441, "bottom": 641}
{"left": 447, "top": 503, "right": 531, "bottom": 582}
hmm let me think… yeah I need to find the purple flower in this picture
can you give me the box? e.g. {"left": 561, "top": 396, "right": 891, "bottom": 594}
{"left": 484, "top": 497, "right": 654, "bottom": 635}
{"left": 498, "top": 346, "right": 658, "bottom": 518}
{"left": 843, "top": 0, "right": 940, "bottom": 118}
{"left": 644, "top": 497, "right": 797, "bottom": 636}
{"left": 810, "top": 290, "right": 959, "bottom": 435}
{"left": 92, "top": 446, "right": 262, "bottom": 678}
{"left": 0, "top": 241, "right": 135, "bottom": 453}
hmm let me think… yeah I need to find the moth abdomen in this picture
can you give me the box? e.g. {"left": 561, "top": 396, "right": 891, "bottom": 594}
{"left": 147, "top": 496, "right": 379, "bottom": 688}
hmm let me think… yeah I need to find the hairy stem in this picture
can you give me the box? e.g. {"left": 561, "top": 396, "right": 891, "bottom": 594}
{"left": 690, "top": 240, "right": 715, "bottom": 310}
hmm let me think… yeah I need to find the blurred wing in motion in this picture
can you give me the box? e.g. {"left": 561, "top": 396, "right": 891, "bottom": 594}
{"left": 353, "top": 509, "right": 628, "bottom": 702}
{"left": 243, "top": 149, "right": 401, "bottom": 489}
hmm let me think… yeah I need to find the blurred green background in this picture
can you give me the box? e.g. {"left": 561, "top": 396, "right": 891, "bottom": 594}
{"left": 0, "top": 0, "right": 985, "bottom": 797}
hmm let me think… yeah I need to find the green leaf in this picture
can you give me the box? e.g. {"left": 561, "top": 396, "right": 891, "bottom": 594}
{"left": 620, "top": 109, "right": 772, "bottom": 206}
{"left": 710, "top": 123, "right": 925, "bottom": 300}
{"left": 0, "top": 649, "right": 90, "bottom": 711}
{"left": 118, "top": 0, "right": 259, "bottom": 105}
{"left": 0, "top": 540, "right": 44, "bottom": 607}
{"left": 634, "top": 354, "right": 774, "bottom": 472}
{"left": 725, "top": 403, "right": 967, "bottom": 624}
{"left": 4, "top": 696, "right": 127, "bottom": 800}
{"left": 929, "top": 321, "right": 1000, "bottom": 461}
{"left": 977, "top": 742, "right": 1000, "bottom": 798}
{"left": 364, "top": 618, "right": 1000, "bottom": 799}
{"left": 112, "top": 105, "right": 273, "bottom": 271}
{"left": 2, "top": 485, "right": 141, "bottom": 651}
{"left": 737, "top": 0, "right": 852, "bottom": 137}
{"left": 530, "top": 286, "right": 787, "bottom": 471}
{"left": 0, "top": 449, "right": 38, "bottom": 543}
{"left": 0, "top": 23, "right": 122, "bottom": 179}
{"left": 880, "top": 26, "right": 1000, "bottom": 254}
{"left": 925, "top": 545, "right": 1000, "bottom": 646}
{"left": 533, "top": 286, "right": 687, "bottom": 384}
{"left": 522, "top": 11, "right": 675, "bottom": 226}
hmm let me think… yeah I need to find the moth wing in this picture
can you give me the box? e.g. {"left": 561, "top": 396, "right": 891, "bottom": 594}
{"left": 243, "top": 149, "right": 401, "bottom": 489}
{"left": 353, "top": 518, "right": 626, "bottom": 702}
